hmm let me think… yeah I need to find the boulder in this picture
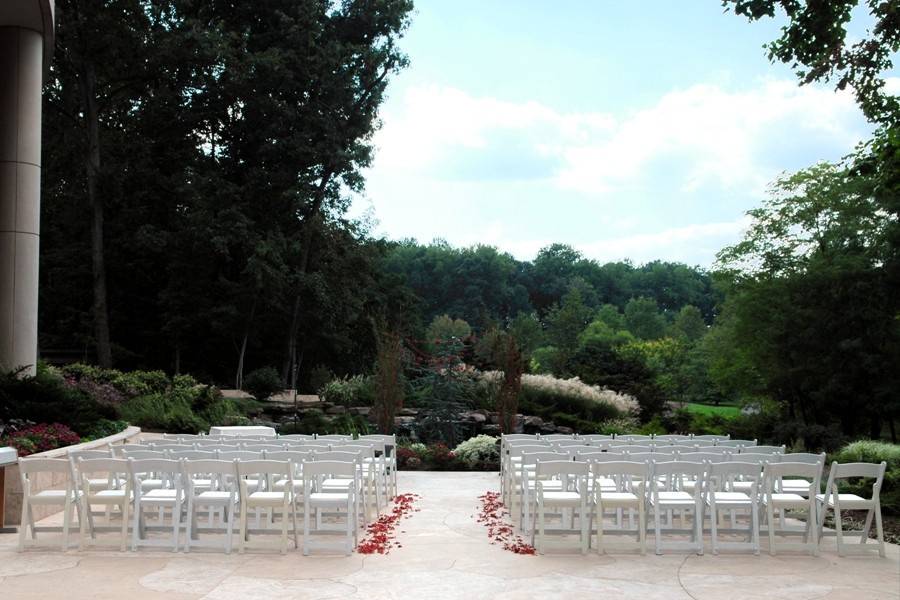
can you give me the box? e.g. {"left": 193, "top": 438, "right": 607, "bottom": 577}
{"left": 460, "top": 411, "right": 487, "bottom": 424}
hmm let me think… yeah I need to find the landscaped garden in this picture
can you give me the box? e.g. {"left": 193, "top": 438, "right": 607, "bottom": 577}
{"left": 0, "top": 1, "right": 899, "bottom": 597}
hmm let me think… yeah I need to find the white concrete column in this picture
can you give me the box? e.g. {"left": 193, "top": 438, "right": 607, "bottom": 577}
{"left": 0, "top": 26, "right": 43, "bottom": 375}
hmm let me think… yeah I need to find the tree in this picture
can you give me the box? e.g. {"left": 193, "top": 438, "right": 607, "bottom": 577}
{"left": 671, "top": 305, "right": 707, "bottom": 342}
{"left": 426, "top": 315, "right": 472, "bottom": 344}
{"left": 372, "top": 329, "right": 405, "bottom": 434}
{"left": 717, "top": 160, "right": 900, "bottom": 443}
{"left": 45, "top": 0, "right": 172, "bottom": 366}
{"left": 723, "top": 0, "right": 900, "bottom": 125}
{"left": 543, "top": 288, "right": 593, "bottom": 375}
{"left": 595, "top": 303, "right": 626, "bottom": 331}
{"left": 624, "top": 297, "right": 667, "bottom": 340}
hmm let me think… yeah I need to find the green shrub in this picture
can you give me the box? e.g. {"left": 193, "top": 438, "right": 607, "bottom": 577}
{"left": 242, "top": 367, "right": 282, "bottom": 401}
{"left": 319, "top": 375, "right": 374, "bottom": 407}
{"left": 120, "top": 393, "right": 204, "bottom": 433}
{"left": 597, "top": 417, "right": 641, "bottom": 435}
{"left": 84, "top": 418, "right": 129, "bottom": 440}
{"left": 835, "top": 440, "right": 900, "bottom": 515}
{"left": 0, "top": 367, "right": 115, "bottom": 436}
{"left": 453, "top": 435, "right": 499, "bottom": 468}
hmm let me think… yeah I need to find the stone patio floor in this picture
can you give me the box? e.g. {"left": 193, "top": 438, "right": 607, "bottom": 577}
{"left": 1, "top": 471, "right": 898, "bottom": 599}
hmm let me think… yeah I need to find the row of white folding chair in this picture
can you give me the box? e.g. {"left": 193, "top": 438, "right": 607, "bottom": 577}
{"left": 18, "top": 456, "right": 363, "bottom": 555}
{"left": 502, "top": 433, "right": 733, "bottom": 442}
{"left": 525, "top": 459, "right": 775, "bottom": 555}
{"left": 126, "top": 446, "right": 380, "bottom": 526}
{"left": 519, "top": 453, "right": 826, "bottom": 554}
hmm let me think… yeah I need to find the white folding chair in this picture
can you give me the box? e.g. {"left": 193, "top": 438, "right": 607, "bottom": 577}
{"left": 816, "top": 461, "right": 887, "bottom": 557}
{"left": 692, "top": 434, "right": 730, "bottom": 443}
{"left": 530, "top": 460, "right": 590, "bottom": 554}
{"left": 18, "top": 458, "right": 82, "bottom": 551}
{"left": 590, "top": 460, "right": 648, "bottom": 554}
{"left": 303, "top": 459, "right": 359, "bottom": 555}
{"left": 519, "top": 451, "right": 568, "bottom": 531}
{"left": 704, "top": 461, "right": 761, "bottom": 554}
{"left": 359, "top": 434, "right": 397, "bottom": 498}
{"left": 779, "top": 453, "right": 826, "bottom": 496}
{"left": 75, "top": 458, "right": 132, "bottom": 551}
{"left": 743, "top": 445, "right": 784, "bottom": 455}
{"left": 183, "top": 459, "right": 239, "bottom": 554}
{"left": 236, "top": 459, "right": 298, "bottom": 554}
{"left": 762, "top": 461, "right": 822, "bottom": 556}
{"left": 128, "top": 458, "right": 183, "bottom": 551}
{"left": 649, "top": 461, "right": 705, "bottom": 555}
{"left": 716, "top": 439, "right": 757, "bottom": 449}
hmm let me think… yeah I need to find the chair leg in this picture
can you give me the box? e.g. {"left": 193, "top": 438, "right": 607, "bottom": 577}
{"left": 131, "top": 501, "right": 141, "bottom": 552}
{"left": 578, "top": 504, "right": 590, "bottom": 554}
{"left": 26, "top": 503, "right": 36, "bottom": 540}
{"left": 695, "top": 501, "right": 703, "bottom": 556}
{"left": 874, "top": 500, "right": 885, "bottom": 558}
{"left": 303, "top": 503, "right": 311, "bottom": 556}
{"left": 834, "top": 504, "right": 844, "bottom": 557}
{"left": 238, "top": 504, "right": 247, "bottom": 554}
{"left": 17, "top": 496, "right": 29, "bottom": 551}
{"left": 751, "top": 501, "right": 760, "bottom": 555}
{"left": 120, "top": 501, "right": 130, "bottom": 553}
{"left": 281, "top": 503, "right": 289, "bottom": 555}
{"left": 859, "top": 508, "right": 874, "bottom": 544}
{"left": 766, "top": 503, "right": 776, "bottom": 556}
{"left": 638, "top": 503, "right": 646, "bottom": 555}
{"left": 226, "top": 502, "right": 236, "bottom": 554}
{"left": 537, "top": 499, "right": 545, "bottom": 555}
{"left": 185, "top": 498, "right": 194, "bottom": 553}
{"left": 172, "top": 500, "right": 181, "bottom": 552}
{"left": 654, "top": 503, "right": 662, "bottom": 555}
{"left": 62, "top": 497, "right": 72, "bottom": 551}
{"left": 710, "top": 503, "right": 718, "bottom": 555}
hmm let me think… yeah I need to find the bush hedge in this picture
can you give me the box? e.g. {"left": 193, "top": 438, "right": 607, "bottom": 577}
{"left": 835, "top": 440, "right": 900, "bottom": 515}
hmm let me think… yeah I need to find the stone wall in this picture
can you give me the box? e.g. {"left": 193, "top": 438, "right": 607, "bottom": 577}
{"left": 2, "top": 425, "right": 142, "bottom": 526}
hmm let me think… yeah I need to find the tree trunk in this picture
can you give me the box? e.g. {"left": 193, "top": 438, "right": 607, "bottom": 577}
{"left": 80, "top": 62, "right": 113, "bottom": 368}
{"left": 235, "top": 299, "right": 257, "bottom": 390}
{"left": 283, "top": 167, "right": 334, "bottom": 385}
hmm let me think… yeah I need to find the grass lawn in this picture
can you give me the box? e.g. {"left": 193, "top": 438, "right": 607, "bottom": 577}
{"left": 682, "top": 403, "right": 741, "bottom": 418}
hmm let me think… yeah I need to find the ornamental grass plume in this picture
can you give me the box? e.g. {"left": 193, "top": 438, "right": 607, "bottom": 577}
{"left": 481, "top": 371, "right": 639, "bottom": 416}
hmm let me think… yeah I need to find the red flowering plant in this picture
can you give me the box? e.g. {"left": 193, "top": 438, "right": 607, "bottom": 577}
{"left": 396, "top": 446, "right": 419, "bottom": 469}
{"left": 1, "top": 423, "right": 81, "bottom": 456}
{"left": 426, "top": 442, "right": 459, "bottom": 471}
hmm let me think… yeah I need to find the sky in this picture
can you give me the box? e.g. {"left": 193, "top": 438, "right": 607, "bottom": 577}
{"left": 348, "top": 1, "right": 896, "bottom": 268}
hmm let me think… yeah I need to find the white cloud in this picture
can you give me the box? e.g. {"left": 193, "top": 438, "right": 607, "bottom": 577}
{"left": 372, "top": 79, "right": 867, "bottom": 195}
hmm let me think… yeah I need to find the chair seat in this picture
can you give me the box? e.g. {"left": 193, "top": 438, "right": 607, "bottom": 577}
{"left": 196, "top": 491, "right": 235, "bottom": 502}
{"left": 653, "top": 491, "right": 695, "bottom": 505}
{"left": 540, "top": 491, "right": 583, "bottom": 504}
{"left": 248, "top": 491, "right": 289, "bottom": 505}
{"left": 139, "top": 478, "right": 164, "bottom": 490}
{"left": 322, "top": 478, "right": 356, "bottom": 489}
{"left": 526, "top": 480, "right": 562, "bottom": 490}
{"left": 29, "top": 489, "right": 80, "bottom": 504}
{"left": 707, "top": 491, "right": 751, "bottom": 505}
{"left": 596, "top": 491, "right": 640, "bottom": 506}
{"left": 732, "top": 481, "right": 754, "bottom": 492}
{"left": 89, "top": 489, "right": 130, "bottom": 502}
{"left": 815, "top": 493, "right": 872, "bottom": 510}
{"left": 273, "top": 480, "right": 304, "bottom": 491}
{"left": 140, "top": 489, "right": 179, "bottom": 506}
{"left": 764, "top": 493, "right": 808, "bottom": 508}
{"left": 309, "top": 492, "right": 351, "bottom": 504}
{"left": 781, "top": 479, "right": 813, "bottom": 494}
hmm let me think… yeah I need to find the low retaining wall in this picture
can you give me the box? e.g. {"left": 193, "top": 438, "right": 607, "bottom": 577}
{"left": 1, "top": 425, "right": 142, "bottom": 527}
